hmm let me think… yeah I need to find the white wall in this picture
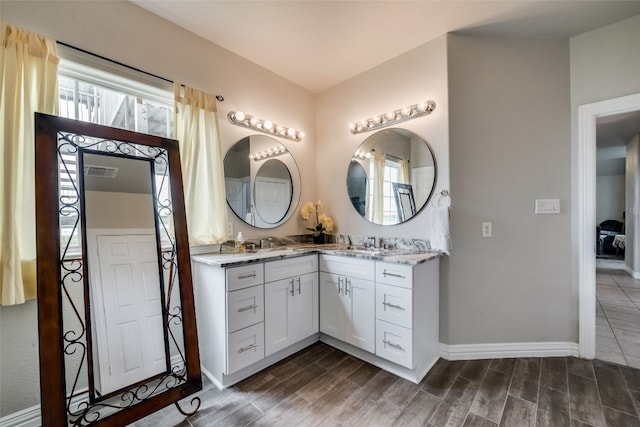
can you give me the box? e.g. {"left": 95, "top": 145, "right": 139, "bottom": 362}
{"left": 447, "top": 34, "right": 572, "bottom": 345}
{"left": 596, "top": 175, "right": 625, "bottom": 225}
{"left": 0, "top": 0, "right": 316, "bottom": 416}
{"left": 316, "top": 36, "right": 450, "bottom": 239}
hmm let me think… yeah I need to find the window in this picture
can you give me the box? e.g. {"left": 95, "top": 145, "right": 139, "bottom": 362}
{"left": 368, "top": 158, "right": 402, "bottom": 225}
{"left": 57, "top": 53, "right": 174, "bottom": 250}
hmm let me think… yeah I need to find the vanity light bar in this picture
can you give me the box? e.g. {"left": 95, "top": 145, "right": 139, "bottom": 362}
{"left": 249, "top": 146, "right": 288, "bottom": 161}
{"left": 349, "top": 100, "right": 436, "bottom": 135}
{"left": 228, "top": 110, "right": 304, "bottom": 142}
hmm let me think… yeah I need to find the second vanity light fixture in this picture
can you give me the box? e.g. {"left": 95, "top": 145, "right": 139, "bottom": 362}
{"left": 228, "top": 110, "right": 304, "bottom": 142}
{"left": 350, "top": 100, "right": 436, "bottom": 134}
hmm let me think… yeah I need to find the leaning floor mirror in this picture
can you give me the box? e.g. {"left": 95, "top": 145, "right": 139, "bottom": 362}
{"left": 34, "top": 114, "right": 202, "bottom": 426}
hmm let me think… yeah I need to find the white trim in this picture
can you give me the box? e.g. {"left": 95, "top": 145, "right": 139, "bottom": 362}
{"left": 440, "top": 342, "right": 579, "bottom": 361}
{"left": 0, "top": 405, "right": 40, "bottom": 427}
{"left": 577, "top": 93, "right": 640, "bottom": 359}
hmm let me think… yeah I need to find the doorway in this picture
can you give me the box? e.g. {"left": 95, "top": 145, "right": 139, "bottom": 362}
{"left": 578, "top": 92, "right": 640, "bottom": 361}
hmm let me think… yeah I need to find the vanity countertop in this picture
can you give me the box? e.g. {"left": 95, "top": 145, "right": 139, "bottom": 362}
{"left": 191, "top": 244, "right": 442, "bottom": 268}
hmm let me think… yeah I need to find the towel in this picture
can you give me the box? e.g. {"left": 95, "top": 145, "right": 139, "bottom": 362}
{"left": 430, "top": 206, "right": 451, "bottom": 254}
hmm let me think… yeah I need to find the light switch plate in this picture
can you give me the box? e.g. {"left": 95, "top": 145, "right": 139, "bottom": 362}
{"left": 535, "top": 199, "right": 560, "bottom": 214}
{"left": 482, "top": 222, "right": 492, "bottom": 237}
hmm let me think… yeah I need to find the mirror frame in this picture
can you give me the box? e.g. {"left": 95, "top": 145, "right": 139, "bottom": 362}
{"left": 35, "top": 114, "right": 201, "bottom": 426}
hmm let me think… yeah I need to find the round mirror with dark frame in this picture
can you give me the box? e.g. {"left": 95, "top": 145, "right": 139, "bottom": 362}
{"left": 224, "top": 135, "right": 300, "bottom": 228}
{"left": 347, "top": 128, "right": 436, "bottom": 225}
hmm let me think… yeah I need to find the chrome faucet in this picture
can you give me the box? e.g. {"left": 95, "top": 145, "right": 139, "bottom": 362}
{"left": 259, "top": 238, "right": 273, "bottom": 249}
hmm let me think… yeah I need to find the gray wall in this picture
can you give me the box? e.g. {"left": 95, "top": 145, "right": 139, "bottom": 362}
{"left": 446, "top": 34, "right": 572, "bottom": 344}
{"left": 570, "top": 14, "right": 640, "bottom": 318}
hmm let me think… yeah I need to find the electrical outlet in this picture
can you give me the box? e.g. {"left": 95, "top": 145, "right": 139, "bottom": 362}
{"left": 482, "top": 222, "right": 492, "bottom": 238}
{"left": 227, "top": 222, "right": 233, "bottom": 236}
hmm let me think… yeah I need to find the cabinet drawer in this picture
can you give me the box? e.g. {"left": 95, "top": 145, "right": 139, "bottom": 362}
{"left": 319, "top": 254, "right": 374, "bottom": 281}
{"left": 376, "top": 283, "right": 412, "bottom": 329}
{"left": 226, "top": 263, "right": 264, "bottom": 291}
{"left": 227, "top": 285, "right": 264, "bottom": 333}
{"left": 265, "top": 254, "right": 318, "bottom": 283}
{"left": 376, "top": 320, "right": 413, "bottom": 369}
{"left": 375, "top": 262, "right": 413, "bottom": 289}
{"left": 226, "top": 323, "right": 264, "bottom": 374}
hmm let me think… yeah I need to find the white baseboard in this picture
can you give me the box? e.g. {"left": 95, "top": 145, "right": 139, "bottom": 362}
{"left": 623, "top": 264, "right": 640, "bottom": 279}
{"left": 440, "top": 341, "right": 580, "bottom": 360}
{"left": 0, "top": 405, "right": 40, "bottom": 427}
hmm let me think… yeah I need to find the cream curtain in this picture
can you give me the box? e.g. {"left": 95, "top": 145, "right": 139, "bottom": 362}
{"left": 400, "top": 158, "right": 410, "bottom": 184}
{"left": 367, "top": 151, "right": 386, "bottom": 224}
{"left": 174, "top": 84, "right": 228, "bottom": 245}
{"left": 0, "top": 22, "right": 59, "bottom": 305}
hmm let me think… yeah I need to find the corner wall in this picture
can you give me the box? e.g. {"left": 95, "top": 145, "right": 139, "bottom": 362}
{"left": 446, "top": 34, "right": 573, "bottom": 345}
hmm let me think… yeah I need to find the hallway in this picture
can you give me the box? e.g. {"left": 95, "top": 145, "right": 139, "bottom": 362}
{"left": 596, "top": 258, "right": 640, "bottom": 368}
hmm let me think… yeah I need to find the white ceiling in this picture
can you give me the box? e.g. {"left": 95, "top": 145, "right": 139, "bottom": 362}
{"left": 131, "top": 0, "right": 640, "bottom": 93}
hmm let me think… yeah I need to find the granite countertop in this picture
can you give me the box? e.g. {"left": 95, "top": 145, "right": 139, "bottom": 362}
{"left": 191, "top": 243, "right": 443, "bottom": 267}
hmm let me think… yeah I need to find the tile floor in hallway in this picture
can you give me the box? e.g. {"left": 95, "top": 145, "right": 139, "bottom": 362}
{"left": 596, "top": 258, "right": 640, "bottom": 368}
{"left": 133, "top": 342, "right": 640, "bottom": 427}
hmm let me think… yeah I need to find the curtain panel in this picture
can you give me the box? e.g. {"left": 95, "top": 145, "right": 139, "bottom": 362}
{"left": 0, "top": 22, "right": 59, "bottom": 305}
{"left": 174, "top": 84, "right": 228, "bottom": 245}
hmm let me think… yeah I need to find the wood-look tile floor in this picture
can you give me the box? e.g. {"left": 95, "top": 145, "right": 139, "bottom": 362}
{"left": 133, "top": 342, "right": 640, "bottom": 427}
{"left": 596, "top": 258, "right": 640, "bottom": 368}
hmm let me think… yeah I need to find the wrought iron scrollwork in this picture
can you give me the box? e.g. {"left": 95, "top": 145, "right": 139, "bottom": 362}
{"left": 55, "top": 131, "right": 195, "bottom": 425}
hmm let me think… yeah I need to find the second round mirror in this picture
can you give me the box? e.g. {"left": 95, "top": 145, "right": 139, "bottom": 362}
{"left": 347, "top": 128, "right": 436, "bottom": 225}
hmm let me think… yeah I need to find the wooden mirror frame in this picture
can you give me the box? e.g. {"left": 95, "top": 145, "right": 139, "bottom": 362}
{"left": 35, "top": 114, "right": 201, "bottom": 426}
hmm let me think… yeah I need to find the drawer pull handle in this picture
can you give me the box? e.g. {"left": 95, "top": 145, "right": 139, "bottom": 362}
{"left": 238, "top": 273, "right": 257, "bottom": 280}
{"left": 297, "top": 277, "right": 301, "bottom": 294}
{"left": 383, "top": 271, "right": 405, "bottom": 279}
{"left": 383, "top": 340, "right": 404, "bottom": 350}
{"left": 345, "top": 278, "right": 351, "bottom": 296}
{"left": 237, "top": 304, "right": 257, "bottom": 313}
{"left": 238, "top": 343, "right": 257, "bottom": 353}
{"left": 338, "top": 277, "right": 343, "bottom": 294}
{"left": 382, "top": 301, "right": 405, "bottom": 310}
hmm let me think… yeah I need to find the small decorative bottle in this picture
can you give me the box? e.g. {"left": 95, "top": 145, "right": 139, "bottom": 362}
{"left": 235, "top": 232, "right": 246, "bottom": 253}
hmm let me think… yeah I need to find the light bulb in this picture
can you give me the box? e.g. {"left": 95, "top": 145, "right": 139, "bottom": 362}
{"left": 299, "top": 131, "right": 305, "bottom": 139}
{"left": 349, "top": 123, "right": 357, "bottom": 131}
{"left": 365, "top": 152, "right": 372, "bottom": 159}
{"left": 418, "top": 102, "right": 428, "bottom": 112}
{"left": 250, "top": 118, "right": 258, "bottom": 126}
{"left": 287, "top": 127, "right": 296, "bottom": 137}
{"left": 248, "top": 154, "right": 254, "bottom": 160}
{"left": 264, "top": 120, "right": 273, "bottom": 130}
{"left": 234, "top": 111, "right": 245, "bottom": 121}
{"left": 401, "top": 107, "right": 412, "bottom": 116}
{"left": 386, "top": 112, "right": 396, "bottom": 121}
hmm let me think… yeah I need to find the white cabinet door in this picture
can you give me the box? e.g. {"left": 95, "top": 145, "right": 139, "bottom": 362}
{"left": 265, "top": 272, "right": 319, "bottom": 356}
{"left": 264, "top": 278, "right": 294, "bottom": 356}
{"left": 319, "top": 272, "right": 344, "bottom": 340}
{"left": 291, "top": 272, "right": 319, "bottom": 342}
{"left": 344, "top": 277, "right": 375, "bottom": 353}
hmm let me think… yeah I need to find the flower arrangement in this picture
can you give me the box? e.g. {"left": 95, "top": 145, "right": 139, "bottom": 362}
{"left": 301, "top": 200, "right": 334, "bottom": 239}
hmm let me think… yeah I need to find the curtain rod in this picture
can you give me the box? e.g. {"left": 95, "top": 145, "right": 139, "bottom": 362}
{"left": 56, "top": 41, "right": 224, "bottom": 102}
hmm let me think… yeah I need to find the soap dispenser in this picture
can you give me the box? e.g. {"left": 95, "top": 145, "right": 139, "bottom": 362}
{"left": 235, "top": 232, "right": 245, "bottom": 253}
